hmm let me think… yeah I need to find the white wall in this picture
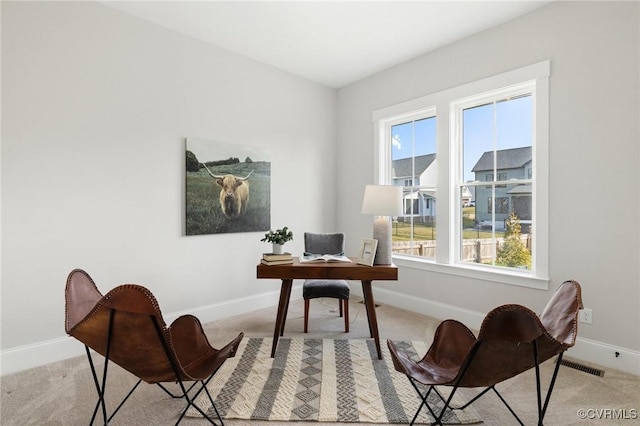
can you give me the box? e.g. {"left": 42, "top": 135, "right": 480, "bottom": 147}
{"left": 1, "top": 1, "right": 336, "bottom": 373}
{"left": 2, "top": 1, "right": 639, "bottom": 377}
{"left": 337, "top": 1, "right": 640, "bottom": 374}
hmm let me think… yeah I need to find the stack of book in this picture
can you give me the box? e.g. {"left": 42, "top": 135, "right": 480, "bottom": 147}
{"left": 260, "top": 252, "right": 294, "bottom": 265}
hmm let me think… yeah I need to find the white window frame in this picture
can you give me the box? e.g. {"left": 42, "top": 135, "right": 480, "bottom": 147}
{"left": 372, "top": 61, "right": 550, "bottom": 289}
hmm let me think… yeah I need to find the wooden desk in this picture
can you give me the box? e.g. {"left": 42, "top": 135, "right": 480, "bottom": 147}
{"left": 256, "top": 258, "right": 398, "bottom": 359}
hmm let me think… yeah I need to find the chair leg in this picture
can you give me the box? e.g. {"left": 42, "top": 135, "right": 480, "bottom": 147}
{"left": 343, "top": 299, "right": 349, "bottom": 333}
{"left": 541, "top": 353, "right": 565, "bottom": 422}
{"left": 407, "top": 379, "right": 440, "bottom": 425}
{"left": 157, "top": 381, "right": 198, "bottom": 398}
{"left": 84, "top": 310, "right": 144, "bottom": 425}
{"left": 85, "top": 345, "right": 108, "bottom": 425}
{"left": 491, "top": 387, "right": 526, "bottom": 426}
{"left": 304, "top": 299, "right": 310, "bottom": 333}
{"left": 86, "top": 348, "right": 143, "bottom": 425}
{"left": 304, "top": 298, "right": 350, "bottom": 333}
{"left": 150, "top": 316, "right": 224, "bottom": 426}
{"left": 408, "top": 342, "right": 481, "bottom": 425}
{"left": 174, "top": 378, "right": 223, "bottom": 426}
{"left": 457, "top": 344, "right": 562, "bottom": 426}
{"left": 534, "top": 344, "right": 566, "bottom": 426}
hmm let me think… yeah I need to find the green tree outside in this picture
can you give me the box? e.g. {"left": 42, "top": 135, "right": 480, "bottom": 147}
{"left": 496, "top": 211, "right": 531, "bottom": 269}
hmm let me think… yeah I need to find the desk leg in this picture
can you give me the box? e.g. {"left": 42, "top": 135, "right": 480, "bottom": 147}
{"left": 271, "top": 279, "right": 293, "bottom": 358}
{"left": 280, "top": 280, "right": 293, "bottom": 337}
{"left": 361, "top": 280, "right": 382, "bottom": 359}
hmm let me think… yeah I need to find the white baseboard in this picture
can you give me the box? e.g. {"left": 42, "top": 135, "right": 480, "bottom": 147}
{"left": 2, "top": 285, "right": 638, "bottom": 377}
{"left": 0, "top": 287, "right": 297, "bottom": 377}
{"left": 568, "top": 337, "right": 640, "bottom": 376}
{"left": 354, "top": 286, "right": 640, "bottom": 377}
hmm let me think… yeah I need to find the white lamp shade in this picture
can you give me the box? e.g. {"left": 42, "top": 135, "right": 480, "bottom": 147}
{"left": 361, "top": 185, "right": 403, "bottom": 216}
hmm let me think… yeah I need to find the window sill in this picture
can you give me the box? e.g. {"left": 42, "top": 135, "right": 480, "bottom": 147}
{"left": 393, "top": 255, "right": 549, "bottom": 290}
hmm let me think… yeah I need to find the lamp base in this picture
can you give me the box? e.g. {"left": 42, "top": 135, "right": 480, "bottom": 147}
{"left": 372, "top": 217, "right": 392, "bottom": 265}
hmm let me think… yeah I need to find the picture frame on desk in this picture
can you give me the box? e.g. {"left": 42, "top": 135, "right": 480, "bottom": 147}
{"left": 356, "top": 238, "right": 378, "bottom": 266}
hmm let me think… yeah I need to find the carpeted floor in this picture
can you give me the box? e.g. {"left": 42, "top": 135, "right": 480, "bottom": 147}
{"left": 2, "top": 297, "right": 639, "bottom": 425}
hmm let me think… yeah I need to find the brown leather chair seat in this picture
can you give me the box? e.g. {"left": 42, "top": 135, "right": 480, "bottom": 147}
{"left": 388, "top": 280, "right": 583, "bottom": 425}
{"left": 65, "top": 268, "right": 243, "bottom": 425}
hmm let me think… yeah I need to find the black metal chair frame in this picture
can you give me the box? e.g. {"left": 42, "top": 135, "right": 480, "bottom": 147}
{"left": 405, "top": 339, "right": 565, "bottom": 426}
{"left": 84, "top": 308, "right": 224, "bottom": 426}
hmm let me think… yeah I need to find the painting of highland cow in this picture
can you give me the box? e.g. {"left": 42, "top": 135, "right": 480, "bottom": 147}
{"left": 186, "top": 138, "right": 271, "bottom": 235}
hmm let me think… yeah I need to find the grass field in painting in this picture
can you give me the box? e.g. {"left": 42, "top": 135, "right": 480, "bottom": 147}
{"left": 186, "top": 161, "right": 270, "bottom": 235}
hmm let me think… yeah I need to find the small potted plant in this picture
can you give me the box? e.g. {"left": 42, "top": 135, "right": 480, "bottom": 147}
{"left": 261, "top": 227, "right": 294, "bottom": 254}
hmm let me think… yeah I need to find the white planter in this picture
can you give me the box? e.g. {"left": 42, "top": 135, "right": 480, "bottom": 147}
{"left": 272, "top": 244, "right": 284, "bottom": 255}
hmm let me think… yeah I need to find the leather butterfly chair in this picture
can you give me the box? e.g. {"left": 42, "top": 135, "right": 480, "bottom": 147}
{"left": 65, "top": 269, "right": 243, "bottom": 425}
{"left": 302, "top": 232, "right": 350, "bottom": 333}
{"left": 388, "top": 280, "right": 583, "bottom": 426}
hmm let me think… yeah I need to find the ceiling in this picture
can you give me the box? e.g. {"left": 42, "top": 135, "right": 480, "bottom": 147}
{"left": 102, "top": 1, "right": 553, "bottom": 89}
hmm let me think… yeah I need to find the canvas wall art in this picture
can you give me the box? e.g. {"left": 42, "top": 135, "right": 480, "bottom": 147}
{"left": 185, "top": 138, "right": 271, "bottom": 235}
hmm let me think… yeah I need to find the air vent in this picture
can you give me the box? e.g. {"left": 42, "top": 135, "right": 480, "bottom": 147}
{"left": 558, "top": 358, "right": 605, "bottom": 377}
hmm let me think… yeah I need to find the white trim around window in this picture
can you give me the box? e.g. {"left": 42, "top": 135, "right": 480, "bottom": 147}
{"left": 373, "top": 61, "right": 550, "bottom": 290}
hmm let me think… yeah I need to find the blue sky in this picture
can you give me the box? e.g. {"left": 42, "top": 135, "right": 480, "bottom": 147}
{"left": 392, "top": 95, "right": 532, "bottom": 182}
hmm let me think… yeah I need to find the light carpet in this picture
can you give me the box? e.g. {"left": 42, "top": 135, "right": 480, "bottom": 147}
{"left": 188, "top": 337, "right": 482, "bottom": 424}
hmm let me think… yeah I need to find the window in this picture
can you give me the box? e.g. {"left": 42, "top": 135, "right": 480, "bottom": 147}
{"left": 457, "top": 87, "right": 535, "bottom": 271}
{"left": 488, "top": 197, "right": 509, "bottom": 214}
{"left": 373, "top": 61, "right": 550, "bottom": 289}
{"left": 388, "top": 114, "right": 437, "bottom": 259}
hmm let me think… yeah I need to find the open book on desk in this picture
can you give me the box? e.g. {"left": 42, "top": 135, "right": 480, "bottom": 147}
{"left": 299, "top": 253, "right": 352, "bottom": 263}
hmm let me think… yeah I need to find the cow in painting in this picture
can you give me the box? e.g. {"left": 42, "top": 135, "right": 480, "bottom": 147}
{"left": 201, "top": 164, "right": 253, "bottom": 219}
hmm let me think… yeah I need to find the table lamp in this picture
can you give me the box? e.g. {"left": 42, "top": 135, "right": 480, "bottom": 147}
{"left": 361, "top": 185, "right": 403, "bottom": 265}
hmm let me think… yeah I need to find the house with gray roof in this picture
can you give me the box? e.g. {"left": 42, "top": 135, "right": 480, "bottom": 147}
{"left": 392, "top": 154, "right": 437, "bottom": 221}
{"left": 472, "top": 146, "right": 532, "bottom": 228}
{"left": 392, "top": 153, "right": 475, "bottom": 222}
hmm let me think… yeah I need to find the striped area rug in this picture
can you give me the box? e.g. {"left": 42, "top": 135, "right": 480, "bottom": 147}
{"left": 188, "top": 337, "right": 482, "bottom": 424}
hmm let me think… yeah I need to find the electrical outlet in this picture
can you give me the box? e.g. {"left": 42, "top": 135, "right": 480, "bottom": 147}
{"left": 579, "top": 308, "right": 592, "bottom": 324}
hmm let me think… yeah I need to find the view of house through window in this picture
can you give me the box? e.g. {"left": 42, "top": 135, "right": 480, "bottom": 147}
{"left": 376, "top": 61, "right": 548, "bottom": 283}
{"left": 390, "top": 115, "right": 436, "bottom": 259}
{"left": 460, "top": 93, "right": 533, "bottom": 270}
{"left": 386, "top": 94, "right": 534, "bottom": 270}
